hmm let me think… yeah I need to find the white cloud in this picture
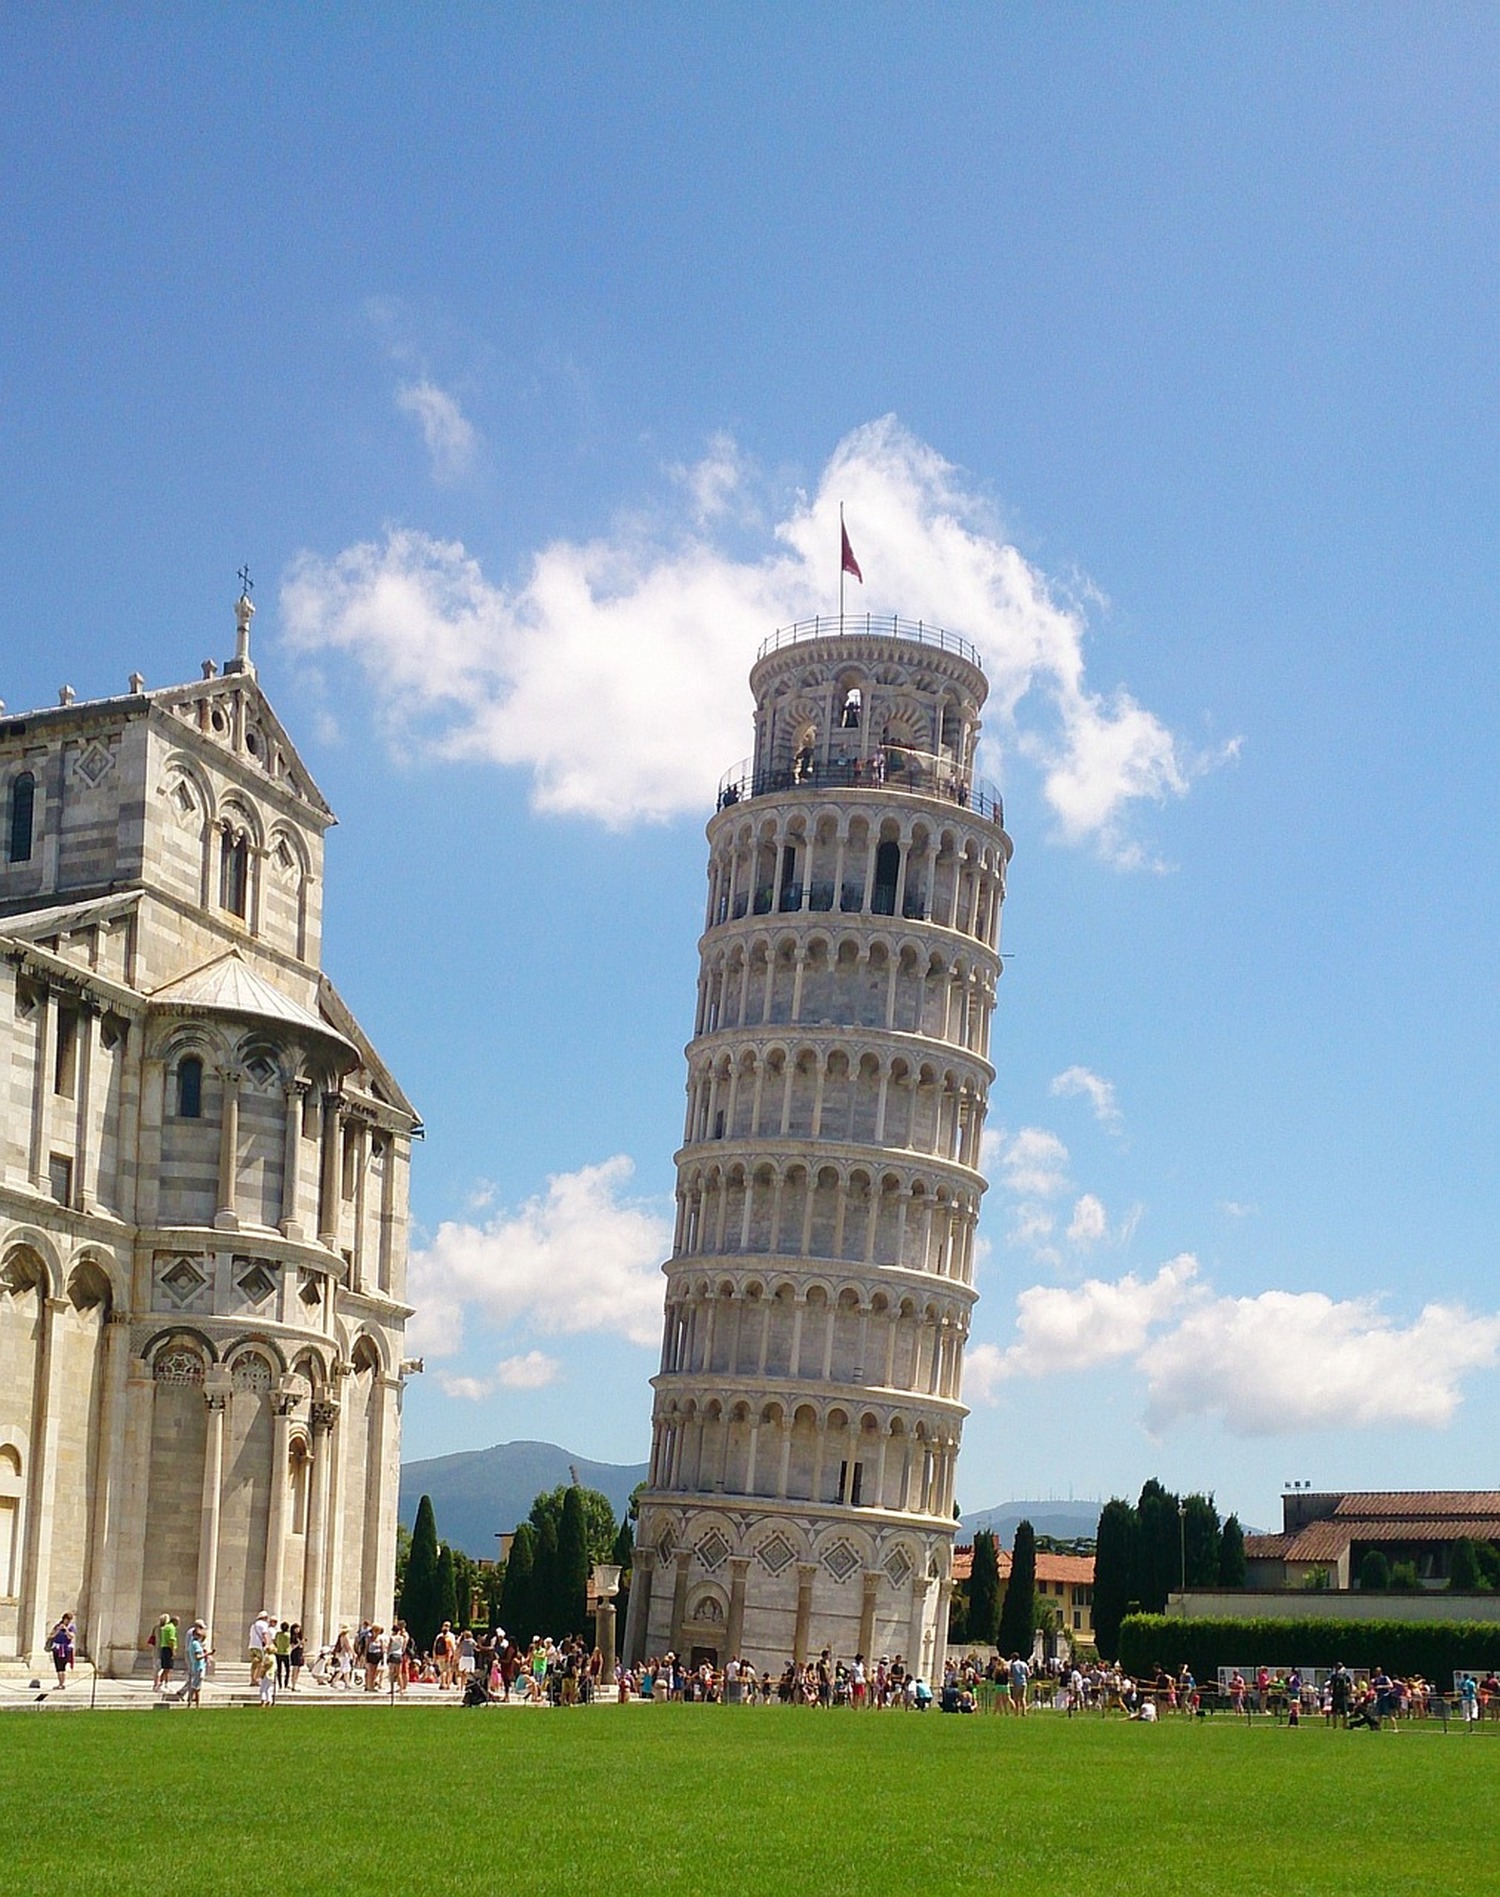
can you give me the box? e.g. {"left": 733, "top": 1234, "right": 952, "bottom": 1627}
{"left": 998, "top": 1127, "right": 1071, "bottom": 1200}
{"left": 405, "top": 1156, "right": 669, "bottom": 1359}
{"left": 1067, "top": 1193, "right": 1108, "bottom": 1245}
{"left": 975, "top": 1256, "right": 1202, "bottom": 1390}
{"left": 967, "top": 1254, "right": 1500, "bottom": 1437}
{"left": 1140, "top": 1294, "right": 1500, "bottom": 1436}
{"left": 1049, "top": 1065, "right": 1123, "bottom": 1132}
{"left": 280, "top": 416, "right": 1208, "bottom": 854}
{"left": 1219, "top": 1200, "right": 1258, "bottom": 1219}
{"left": 396, "top": 379, "right": 479, "bottom": 481}
{"left": 435, "top": 1350, "right": 563, "bottom": 1401}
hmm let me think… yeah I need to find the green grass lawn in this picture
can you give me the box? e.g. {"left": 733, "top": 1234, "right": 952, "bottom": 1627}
{"left": 1, "top": 1706, "right": 1492, "bottom": 1895}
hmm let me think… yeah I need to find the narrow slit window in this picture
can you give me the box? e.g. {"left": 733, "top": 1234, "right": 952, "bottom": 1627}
{"left": 177, "top": 1056, "right": 203, "bottom": 1119}
{"left": 8, "top": 772, "right": 35, "bottom": 864}
{"left": 220, "top": 828, "right": 249, "bottom": 916}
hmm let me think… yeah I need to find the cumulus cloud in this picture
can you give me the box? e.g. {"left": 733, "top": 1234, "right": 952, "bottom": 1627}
{"left": 1050, "top": 1065, "right": 1123, "bottom": 1132}
{"left": 435, "top": 1351, "right": 563, "bottom": 1401}
{"left": 396, "top": 379, "right": 479, "bottom": 481}
{"left": 280, "top": 416, "right": 1209, "bottom": 855}
{"left": 967, "top": 1255, "right": 1500, "bottom": 1437}
{"left": 997, "top": 1127, "right": 1072, "bottom": 1200}
{"left": 405, "top": 1156, "right": 669, "bottom": 1360}
{"left": 1140, "top": 1294, "right": 1500, "bottom": 1436}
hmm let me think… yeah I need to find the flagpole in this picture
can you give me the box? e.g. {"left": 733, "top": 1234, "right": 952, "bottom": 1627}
{"left": 839, "top": 502, "right": 845, "bottom": 628}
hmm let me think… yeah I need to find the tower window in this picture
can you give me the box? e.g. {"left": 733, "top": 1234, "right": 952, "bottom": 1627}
{"left": 177, "top": 1056, "right": 203, "bottom": 1119}
{"left": 220, "top": 828, "right": 249, "bottom": 916}
{"left": 872, "top": 840, "right": 901, "bottom": 916}
{"left": 8, "top": 772, "right": 35, "bottom": 864}
{"left": 53, "top": 1009, "right": 78, "bottom": 1097}
{"left": 840, "top": 689, "right": 862, "bottom": 728}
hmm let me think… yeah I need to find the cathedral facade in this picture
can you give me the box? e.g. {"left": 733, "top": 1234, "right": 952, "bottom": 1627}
{"left": 0, "top": 593, "right": 418, "bottom": 1673}
{"left": 626, "top": 617, "right": 1010, "bottom": 1679}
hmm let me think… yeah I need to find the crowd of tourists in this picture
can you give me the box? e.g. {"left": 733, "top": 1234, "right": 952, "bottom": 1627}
{"left": 98, "top": 1613, "right": 1500, "bottom": 1726}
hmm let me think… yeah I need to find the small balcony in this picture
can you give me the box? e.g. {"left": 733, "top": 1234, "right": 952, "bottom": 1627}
{"left": 756, "top": 615, "right": 982, "bottom": 670}
{"left": 715, "top": 745, "right": 1003, "bottom": 828}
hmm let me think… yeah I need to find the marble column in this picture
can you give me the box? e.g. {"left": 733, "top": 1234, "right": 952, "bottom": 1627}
{"left": 196, "top": 1371, "right": 231, "bottom": 1642}
{"left": 81, "top": 1310, "right": 132, "bottom": 1660}
{"left": 858, "top": 1570, "right": 880, "bottom": 1664}
{"left": 263, "top": 1384, "right": 300, "bottom": 1616}
{"left": 906, "top": 1574, "right": 931, "bottom": 1677}
{"left": 318, "top": 1092, "right": 343, "bottom": 1249}
{"left": 301, "top": 1399, "right": 338, "bottom": 1654}
{"left": 214, "top": 1068, "right": 241, "bottom": 1229}
{"left": 19, "top": 1294, "right": 68, "bottom": 1658}
{"left": 725, "top": 1556, "right": 751, "bottom": 1661}
{"left": 280, "top": 1082, "right": 307, "bottom": 1239}
{"left": 793, "top": 1562, "right": 816, "bottom": 1666}
{"left": 622, "top": 1546, "right": 654, "bottom": 1665}
{"left": 669, "top": 1550, "right": 692, "bottom": 1654}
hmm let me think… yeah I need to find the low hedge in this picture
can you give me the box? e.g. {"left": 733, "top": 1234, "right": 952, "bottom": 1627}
{"left": 1118, "top": 1614, "right": 1500, "bottom": 1683}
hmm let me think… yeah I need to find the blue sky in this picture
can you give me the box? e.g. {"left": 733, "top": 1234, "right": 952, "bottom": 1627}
{"left": 4, "top": 6, "right": 1499, "bottom": 1528}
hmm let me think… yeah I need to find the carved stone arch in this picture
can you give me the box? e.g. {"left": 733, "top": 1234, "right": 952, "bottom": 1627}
{"left": 226, "top": 1333, "right": 288, "bottom": 1380}
{"left": 65, "top": 1253, "right": 113, "bottom": 1314}
{"left": 1, "top": 1232, "right": 63, "bottom": 1299}
{"left": 158, "top": 750, "right": 217, "bottom": 825}
{"left": 349, "top": 1329, "right": 387, "bottom": 1375}
{"left": 266, "top": 821, "right": 311, "bottom": 883}
{"left": 218, "top": 791, "right": 265, "bottom": 850}
{"left": 759, "top": 1400, "right": 786, "bottom": 1428}
{"left": 142, "top": 1327, "right": 217, "bottom": 1375}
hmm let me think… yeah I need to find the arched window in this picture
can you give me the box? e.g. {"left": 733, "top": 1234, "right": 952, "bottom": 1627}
{"left": 840, "top": 688, "right": 862, "bottom": 729}
{"left": 8, "top": 772, "right": 35, "bottom": 864}
{"left": 872, "top": 840, "right": 901, "bottom": 916}
{"left": 220, "top": 827, "right": 249, "bottom": 916}
{"left": 177, "top": 1056, "right": 203, "bottom": 1119}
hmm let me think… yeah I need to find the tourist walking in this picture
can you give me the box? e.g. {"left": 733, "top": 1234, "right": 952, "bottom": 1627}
{"left": 273, "top": 1620, "right": 293, "bottom": 1690}
{"left": 289, "top": 1624, "right": 305, "bottom": 1691}
{"left": 247, "top": 1608, "right": 273, "bottom": 1687}
{"left": 186, "top": 1621, "right": 211, "bottom": 1707}
{"left": 153, "top": 1613, "right": 179, "bottom": 1691}
{"left": 47, "top": 1613, "right": 75, "bottom": 1689}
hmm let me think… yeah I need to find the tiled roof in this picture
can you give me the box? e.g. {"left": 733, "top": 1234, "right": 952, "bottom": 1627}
{"left": 952, "top": 1546, "right": 1095, "bottom": 1585}
{"left": 151, "top": 949, "right": 352, "bottom": 1050}
{"left": 1254, "top": 1518, "right": 1500, "bottom": 1562}
{"left": 1331, "top": 1492, "right": 1500, "bottom": 1519}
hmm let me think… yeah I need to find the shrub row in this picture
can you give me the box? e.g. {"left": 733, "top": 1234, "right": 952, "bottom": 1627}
{"left": 1118, "top": 1614, "right": 1500, "bottom": 1683}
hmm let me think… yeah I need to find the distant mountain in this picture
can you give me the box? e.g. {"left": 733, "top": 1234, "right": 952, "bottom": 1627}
{"left": 958, "top": 1500, "right": 1103, "bottom": 1545}
{"left": 399, "top": 1440, "right": 650, "bottom": 1558}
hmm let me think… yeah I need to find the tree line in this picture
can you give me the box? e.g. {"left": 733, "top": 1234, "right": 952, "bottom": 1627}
{"left": 396, "top": 1483, "right": 637, "bottom": 1655}
{"left": 1093, "top": 1478, "right": 1245, "bottom": 1659}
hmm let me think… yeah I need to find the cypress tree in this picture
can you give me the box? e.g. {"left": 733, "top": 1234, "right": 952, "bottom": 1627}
{"left": 498, "top": 1522, "right": 536, "bottom": 1642}
{"left": 1182, "top": 1493, "right": 1222, "bottom": 1588}
{"left": 996, "top": 1519, "right": 1037, "bottom": 1659}
{"left": 1132, "top": 1479, "right": 1179, "bottom": 1614}
{"left": 558, "top": 1486, "right": 591, "bottom": 1641}
{"left": 399, "top": 1494, "right": 441, "bottom": 1651}
{"left": 1093, "top": 1497, "right": 1137, "bottom": 1661}
{"left": 1218, "top": 1513, "right": 1247, "bottom": 1587}
{"left": 1359, "top": 1548, "right": 1390, "bottom": 1590}
{"left": 968, "top": 1530, "right": 1001, "bottom": 1647}
{"left": 532, "top": 1512, "right": 560, "bottom": 1636}
{"left": 435, "top": 1543, "right": 459, "bottom": 1634}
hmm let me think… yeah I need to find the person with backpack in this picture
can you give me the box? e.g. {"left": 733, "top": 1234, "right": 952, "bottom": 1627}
{"left": 47, "top": 1613, "right": 75, "bottom": 1689}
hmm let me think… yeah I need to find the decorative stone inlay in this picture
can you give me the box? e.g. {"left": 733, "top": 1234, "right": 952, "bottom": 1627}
{"left": 74, "top": 742, "right": 115, "bottom": 785}
{"left": 822, "top": 1540, "right": 859, "bottom": 1584}
{"left": 160, "top": 1257, "right": 208, "bottom": 1306}
{"left": 154, "top": 1347, "right": 205, "bottom": 1386}
{"left": 756, "top": 1533, "right": 796, "bottom": 1576}
{"left": 236, "top": 1261, "right": 277, "bottom": 1305}
{"left": 696, "top": 1529, "right": 730, "bottom": 1572}
{"left": 297, "top": 1269, "right": 323, "bottom": 1307}
{"left": 231, "top": 1354, "right": 273, "bottom": 1392}
{"left": 655, "top": 1526, "right": 676, "bottom": 1561}
{"left": 884, "top": 1547, "right": 913, "bottom": 1587}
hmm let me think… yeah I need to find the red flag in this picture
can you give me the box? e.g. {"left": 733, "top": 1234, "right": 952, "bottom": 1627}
{"left": 841, "top": 521, "right": 863, "bottom": 583}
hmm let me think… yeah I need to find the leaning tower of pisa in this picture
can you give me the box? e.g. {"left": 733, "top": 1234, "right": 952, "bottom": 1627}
{"left": 624, "top": 615, "right": 1011, "bottom": 1681}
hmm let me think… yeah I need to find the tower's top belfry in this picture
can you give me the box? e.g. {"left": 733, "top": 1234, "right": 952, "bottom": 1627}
{"left": 719, "top": 617, "right": 1003, "bottom": 833}
{"left": 627, "top": 615, "right": 1011, "bottom": 1681}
